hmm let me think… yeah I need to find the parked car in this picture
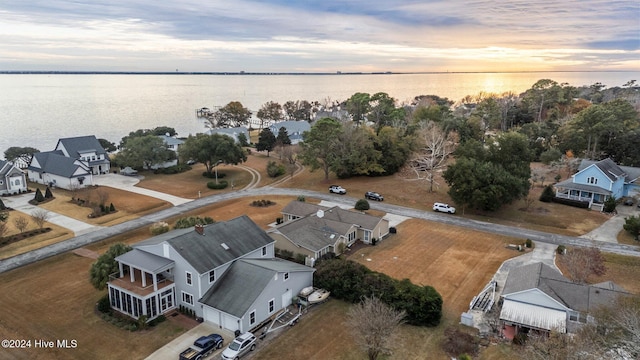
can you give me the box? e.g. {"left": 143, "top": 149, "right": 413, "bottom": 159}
{"left": 433, "top": 202, "right": 456, "bottom": 214}
{"left": 365, "top": 191, "right": 384, "bottom": 201}
{"left": 221, "top": 332, "right": 256, "bottom": 360}
{"left": 179, "top": 333, "right": 223, "bottom": 360}
{"left": 623, "top": 198, "right": 634, "bottom": 206}
{"left": 329, "top": 185, "right": 347, "bottom": 194}
{"left": 186, "top": 159, "right": 197, "bottom": 165}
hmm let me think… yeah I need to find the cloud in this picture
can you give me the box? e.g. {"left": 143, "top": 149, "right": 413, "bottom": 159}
{"left": 0, "top": 0, "right": 638, "bottom": 72}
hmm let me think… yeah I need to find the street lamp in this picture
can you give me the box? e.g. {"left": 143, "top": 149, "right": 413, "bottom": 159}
{"left": 214, "top": 160, "right": 223, "bottom": 184}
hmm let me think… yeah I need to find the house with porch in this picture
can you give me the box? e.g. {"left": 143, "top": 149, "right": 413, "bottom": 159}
{"left": 554, "top": 158, "right": 640, "bottom": 210}
{"left": 499, "top": 262, "right": 628, "bottom": 339}
{"left": 148, "top": 134, "right": 183, "bottom": 169}
{"left": 0, "top": 160, "right": 27, "bottom": 195}
{"left": 27, "top": 151, "right": 93, "bottom": 190}
{"left": 107, "top": 215, "right": 315, "bottom": 333}
{"left": 54, "top": 135, "right": 111, "bottom": 175}
{"left": 268, "top": 201, "right": 390, "bottom": 265}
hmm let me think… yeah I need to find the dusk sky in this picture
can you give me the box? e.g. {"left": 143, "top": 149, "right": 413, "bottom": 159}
{"left": 2, "top": 1, "right": 639, "bottom": 73}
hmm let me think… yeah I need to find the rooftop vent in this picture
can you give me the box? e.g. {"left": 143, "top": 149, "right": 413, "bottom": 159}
{"left": 317, "top": 210, "right": 324, "bottom": 218}
{"left": 221, "top": 243, "right": 229, "bottom": 250}
{"left": 195, "top": 224, "right": 204, "bottom": 235}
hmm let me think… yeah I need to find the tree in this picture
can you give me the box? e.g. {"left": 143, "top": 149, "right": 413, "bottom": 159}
{"left": 205, "top": 101, "right": 252, "bottom": 128}
{"left": 115, "top": 135, "right": 175, "bottom": 169}
{"left": 98, "top": 138, "right": 117, "bottom": 152}
{"left": 0, "top": 198, "right": 5, "bottom": 210}
{"left": 44, "top": 186, "right": 53, "bottom": 199}
{"left": 276, "top": 126, "right": 292, "bottom": 147}
{"left": 3, "top": 146, "right": 39, "bottom": 165}
{"left": 623, "top": 215, "right": 640, "bottom": 241}
{"left": 283, "top": 100, "right": 314, "bottom": 121}
{"left": 34, "top": 188, "right": 45, "bottom": 203}
{"left": 369, "top": 92, "right": 402, "bottom": 132}
{"left": 89, "top": 243, "right": 132, "bottom": 290}
{"left": 355, "top": 199, "right": 370, "bottom": 211}
{"left": 539, "top": 185, "right": 555, "bottom": 202}
{"left": 13, "top": 215, "right": 29, "bottom": 233}
{"left": 330, "top": 126, "right": 383, "bottom": 178}
{"left": 521, "top": 79, "right": 564, "bottom": 122}
{"left": 299, "top": 117, "right": 343, "bottom": 180}
{"left": 373, "top": 126, "right": 413, "bottom": 175}
{"left": 256, "top": 128, "right": 277, "bottom": 156}
{"left": 119, "top": 127, "right": 177, "bottom": 147}
{"left": 31, "top": 209, "right": 50, "bottom": 230}
{"left": 237, "top": 132, "right": 249, "bottom": 147}
{"left": 256, "top": 101, "right": 283, "bottom": 131}
{"left": 345, "top": 92, "right": 371, "bottom": 125}
{"left": 408, "top": 121, "right": 455, "bottom": 192}
{"left": 347, "top": 296, "right": 405, "bottom": 360}
{"left": 562, "top": 247, "right": 606, "bottom": 284}
{"left": 179, "top": 133, "right": 246, "bottom": 176}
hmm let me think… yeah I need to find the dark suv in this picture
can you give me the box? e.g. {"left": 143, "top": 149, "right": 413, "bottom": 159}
{"left": 365, "top": 191, "right": 384, "bottom": 201}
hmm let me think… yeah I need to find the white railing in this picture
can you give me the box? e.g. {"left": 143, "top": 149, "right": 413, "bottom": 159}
{"left": 555, "top": 193, "right": 592, "bottom": 202}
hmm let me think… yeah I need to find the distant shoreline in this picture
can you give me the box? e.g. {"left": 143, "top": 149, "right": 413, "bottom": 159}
{"left": 0, "top": 70, "right": 633, "bottom": 75}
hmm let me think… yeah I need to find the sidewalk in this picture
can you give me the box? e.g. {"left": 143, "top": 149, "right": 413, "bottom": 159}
{"left": 3, "top": 194, "right": 101, "bottom": 236}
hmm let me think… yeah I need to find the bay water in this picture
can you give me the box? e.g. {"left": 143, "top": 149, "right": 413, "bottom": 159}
{"left": 1, "top": 72, "right": 638, "bottom": 155}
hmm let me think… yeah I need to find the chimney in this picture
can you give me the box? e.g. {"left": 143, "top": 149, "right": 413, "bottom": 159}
{"left": 195, "top": 224, "right": 204, "bottom": 235}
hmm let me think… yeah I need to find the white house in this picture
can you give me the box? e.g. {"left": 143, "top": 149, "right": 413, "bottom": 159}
{"left": 55, "top": 135, "right": 111, "bottom": 175}
{"left": 206, "top": 127, "right": 250, "bottom": 144}
{"left": 0, "top": 160, "right": 27, "bottom": 195}
{"left": 108, "top": 216, "right": 315, "bottom": 333}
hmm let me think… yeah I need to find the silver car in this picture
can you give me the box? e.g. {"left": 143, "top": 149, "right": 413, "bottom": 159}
{"left": 221, "top": 332, "right": 256, "bottom": 360}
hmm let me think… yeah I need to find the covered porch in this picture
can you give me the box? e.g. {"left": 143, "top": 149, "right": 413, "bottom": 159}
{"left": 554, "top": 180, "right": 611, "bottom": 211}
{"left": 108, "top": 249, "right": 176, "bottom": 320}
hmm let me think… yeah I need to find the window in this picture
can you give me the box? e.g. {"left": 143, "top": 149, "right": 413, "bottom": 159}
{"left": 364, "top": 230, "right": 371, "bottom": 242}
{"left": 250, "top": 310, "right": 256, "bottom": 325}
{"left": 0, "top": 180, "right": 3, "bottom": 185}
{"left": 186, "top": 271, "right": 192, "bottom": 285}
{"left": 262, "top": 246, "right": 267, "bottom": 256}
{"left": 14, "top": 179, "right": 21, "bottom": 186}
{"left": 182, "top": 291, "right": 194, "bottom": 305}
{"left": 268, "top": 299, "right": 275, "bottom": 313}
{"left": 209, "top": 270, "right": 215, "bottom": 283}
{"left": 283, "top": 272, "right": 289, "bottom": 281}
{"left": 587, "top": 176, "right": 598, "bottom": 185}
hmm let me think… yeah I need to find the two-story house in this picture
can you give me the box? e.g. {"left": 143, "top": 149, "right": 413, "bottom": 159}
{"left": 107, "top": 215, "right": 315, "bottom": 333}
{"left": 269, "top": 201, "right": 390, "bottom": 265}
{"left": 499, "top": 262, "right": 628, "bottom": 339}
{"left": 0, "top": 160, "right": 27, "bottom": 195}
{"left": 555, "top": 158, "right": 640, "bottom": 210}
{"left": 268, "top": 121, "right": 311, "bottom": 145}
{"left": 27, "top": 135, "right": 110, "bottom": 190}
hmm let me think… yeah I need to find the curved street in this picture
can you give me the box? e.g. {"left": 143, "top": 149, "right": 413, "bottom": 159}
{"left": 1, "top": 185, "right": 639, "bottom": 274}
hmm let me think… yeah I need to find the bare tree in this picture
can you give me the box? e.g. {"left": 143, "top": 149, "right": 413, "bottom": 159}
{"left": 94, "top": 187, "right": 109, "bottom": 206}
{"left": 0, "top": 221, "right": 8, "bottom": 239}
{"left": 562, "top": 247, "right": 607, "bottom": 284}
{"left": 347, "top": 296, "right": 405, "bottom": 360}
{"left": 13, "top": 215, "right": 29, "bottom": 233}
{"left": 31, "top": 209, "right": 50, "bottom": 230}
{"left": 407, "top": 121, "right": 455, "bottom": 192}
{"left": 522, "top": 330, "right": 577, "bottom": 360}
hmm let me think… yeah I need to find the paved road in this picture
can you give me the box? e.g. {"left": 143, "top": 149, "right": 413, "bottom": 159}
{"left": 1, "top": 187, "right": 639, "bottom": 274}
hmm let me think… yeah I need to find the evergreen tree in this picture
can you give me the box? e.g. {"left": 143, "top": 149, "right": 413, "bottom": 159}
{"left": 44, "top": 186, "right": 53, "bottom": 199}
{"left": 276, "top": 126, "right": 292, "bottom": 146}
{"left": 540, "top": 185, "right": 555, "bottom": 202}
{"left": 0, "top": 198, "right": 6, "bottom": 210}
{"left": 89, "top": 243, "right": 132, "bottom": 290}
{"left": 34, "top": 188, "right": 45, "bottom": 203}
{"left": 256, "top": 128, "right": 277, "bottom": 156}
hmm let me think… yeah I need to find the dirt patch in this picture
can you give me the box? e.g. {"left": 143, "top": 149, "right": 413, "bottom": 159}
{"left": 72, "top": 247, "right": 99, "bottom": 259}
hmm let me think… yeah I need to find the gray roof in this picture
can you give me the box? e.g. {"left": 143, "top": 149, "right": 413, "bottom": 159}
{"left": 502, "top": 262, "right": 628, "bottom": 313}
{"left": 579, "top": 158, "right": 640, "bottom": 183}
{"left": 0, "top": 160, "right": 19, "bottom": 176}
{"left": 281, "top": 201, "right": 329, "bottom": 218}
{"left": 115, "top": 248, "right": 174, "bottom": 273}
{"left": 136, "top": 215, "right": 274, "bottom": 274}
{"left": 57, "top": 135, "right": 106, "bottom": 158}
{"left": 320, "top": 206, "right": 384, "bottom": 230}
{"left": 199, "top": 258, "right": 314, "bottom": 317}
{"left": 555, "top": 179, "right": 612, "bottom": 195}
{"left": 268, "top": 121, "right": 311, "bottom": 135}
{"left": 27, "top": 151, "right": 90, "bottom": 177}
{"left": 158, "top": 135, "right": 184, "bottom": 147}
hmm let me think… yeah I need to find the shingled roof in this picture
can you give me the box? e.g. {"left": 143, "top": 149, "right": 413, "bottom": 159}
{"left": 57, "top": 135, "right": 106, "bottom": 158}
{"left": 28, "top": 151, "right": 91, "bottom": 177}
{"left": 199, "top": 258, "right": 314, "bottom": 317}
{"left": 578, "top": 158, "right": 640, "bottom": 183}
{"left": 136, "top": 215, "right": 274, "bottom": 274}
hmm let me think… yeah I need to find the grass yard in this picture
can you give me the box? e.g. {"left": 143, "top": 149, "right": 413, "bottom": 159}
{"left": 0, "top": 210, "right": 72, "bottom": 260}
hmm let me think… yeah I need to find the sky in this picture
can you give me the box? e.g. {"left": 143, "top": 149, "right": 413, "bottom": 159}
{"left": 1, "top": 0, "right": 639, "bottom": 73}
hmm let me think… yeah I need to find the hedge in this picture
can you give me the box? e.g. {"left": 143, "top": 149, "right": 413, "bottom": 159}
{"left": 551, "top": 196, "right": 590, "bottom": 208}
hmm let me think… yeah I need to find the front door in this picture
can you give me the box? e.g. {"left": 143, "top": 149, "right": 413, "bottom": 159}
{"left": 282, "top": 289, "right": 292, "bottom": 308}
{"left": 159, "top": 288, "right": 174, "bottom": 312}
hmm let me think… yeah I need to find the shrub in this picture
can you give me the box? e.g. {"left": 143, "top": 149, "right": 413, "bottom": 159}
{"left": 603, "top": 196, "right": 617, "bottom": 213}
{"left": 557, "top": 245, "right": 566, "bottom": 254}
{"left": 109, "top": 203, "right": 115, "bottom": 212}
{"left": 34, "top": 188, "right": 45, "bottom": 203}
{"left": 294, "top": 253, "right": 306, "bottom": 264}
{"left": 525, "top": 239, "right": 532, "bottom": 248}
{"left": 148, "top": 314, "right": 166, "bottom": 326}
{"left": 276, "top": 217, "right": 283, "bottom": 225}
{"left": 251, "top": 199, "right": 274, "bottom": 207}
{"left": 551, "top": 196, "right": 590, "bottom": 208}
{"left": 266, "top": 161, "right": 286, "bottom": 178}
{"left": 0, "top": 198, "right": 5, "bottom": 210}
{"left": 207, "top": 180, "right": 228, "bottom": 189}
{"left": 150, "top": 221, "right": 170, "bottom": 235}
{"left": 202, "top": 171, "right": 226, "bottom": 179}
{"left": 540, "top": 148, "right": 563, "bottom": 165}
{"left": 354, "top": 199, "right": 370, "bottom": 211}
{"left": 297, "top": 195, "right": 305, "bottom": 202}
{"left": 174, "top": 216, "right": 215, "bottom": 229}
{"left": 623, "top": 215, "right": 640, "bottom": 241}
{"left": 539, "top": 185, "right": 555, "bottom": 202}
{"left": 44, "top": 187, "right": 53, "bottom": 199}
{"left": 441, "top": 327, "right": 479, "bottom": 358}
{"left": 97, "top": 294, "right": 112, "bottom": 313}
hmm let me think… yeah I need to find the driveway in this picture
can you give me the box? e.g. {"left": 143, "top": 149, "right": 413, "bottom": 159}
{"left": 144, "top": 322, "right": 235, "bottom": 360}
{"left": 3, "top": 194, "right": 101, "bottom": 236}
{"left": 580, "top": 203, "right": 639, "bottom": 243}
{"left": 93, "top": 174, "right": 192, "bottom": 206}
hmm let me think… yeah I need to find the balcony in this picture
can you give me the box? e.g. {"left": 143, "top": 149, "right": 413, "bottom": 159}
{"left": 109, "top": 272, "right": 174, "bottom": 297}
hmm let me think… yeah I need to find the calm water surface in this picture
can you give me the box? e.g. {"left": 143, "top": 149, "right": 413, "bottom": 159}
{"left": 1, "top": 72, "right": 638, "bottom": 154}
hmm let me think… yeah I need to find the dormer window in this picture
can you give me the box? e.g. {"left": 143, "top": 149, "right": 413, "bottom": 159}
{"left": 587, "top": 176, "right": 598, "bottom": 185}
{"left": 262, "top": 246, "right": 267, "bottom": 256}
{"left": 209, "top": 270, "right": 215, "bottom": 283}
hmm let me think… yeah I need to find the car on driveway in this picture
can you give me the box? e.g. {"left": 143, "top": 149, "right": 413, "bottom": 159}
{"left": 329, "top": 185, "right": 347, "bottom": 194}
{"left": 433, "top": 202, "right": 456, "bottom": 214}
{"left": 623, "top": 198, "right": 634, "bottom": 206}
{"left": 365, "top": 191, "right": 384, "bottom": 201}
{"left": 221, "top": 332, "right": 256, "bottom": 360}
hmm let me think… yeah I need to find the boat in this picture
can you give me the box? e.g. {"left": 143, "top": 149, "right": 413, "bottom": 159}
{"left": 299, "top": 286, "right": 314, "bottom": 297}
{"left": 306, "top": 288, "right": 330, "bottom": 304}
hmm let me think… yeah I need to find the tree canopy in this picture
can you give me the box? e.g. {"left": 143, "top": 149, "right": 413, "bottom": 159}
{"left": 299, "top": 117, "right": 343, "bottom": 180}
{"left": 4, "top": 146, "right": 39, "bottom": 164}
{"left": 205, "top": 101, "right": 252, "bottom": 128}
{"left": 179, "top": 133, "right": 246, "bottom": 175}
{"left": 256, "top": 101, "right": 283, "bottom": 130}
{"left": 256, "top": 128, "right": 277, "bottom": 156}
{"left": 114, "top": 135, "right": 175, "bottom": 169}
{"left": 89, "top": 243, "right": 132, "bottom": 290}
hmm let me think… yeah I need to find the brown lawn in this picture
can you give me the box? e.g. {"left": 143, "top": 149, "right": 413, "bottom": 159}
{"left": 0, "top": 210, "right": 73, "bottom": 260}
{"left": 557, "top": 250, "right": 640, "bottom": 294}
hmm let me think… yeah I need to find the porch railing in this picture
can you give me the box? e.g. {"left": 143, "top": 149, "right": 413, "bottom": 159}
{"left": 109, "top": 272, "right": 174, "bottom": 291}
